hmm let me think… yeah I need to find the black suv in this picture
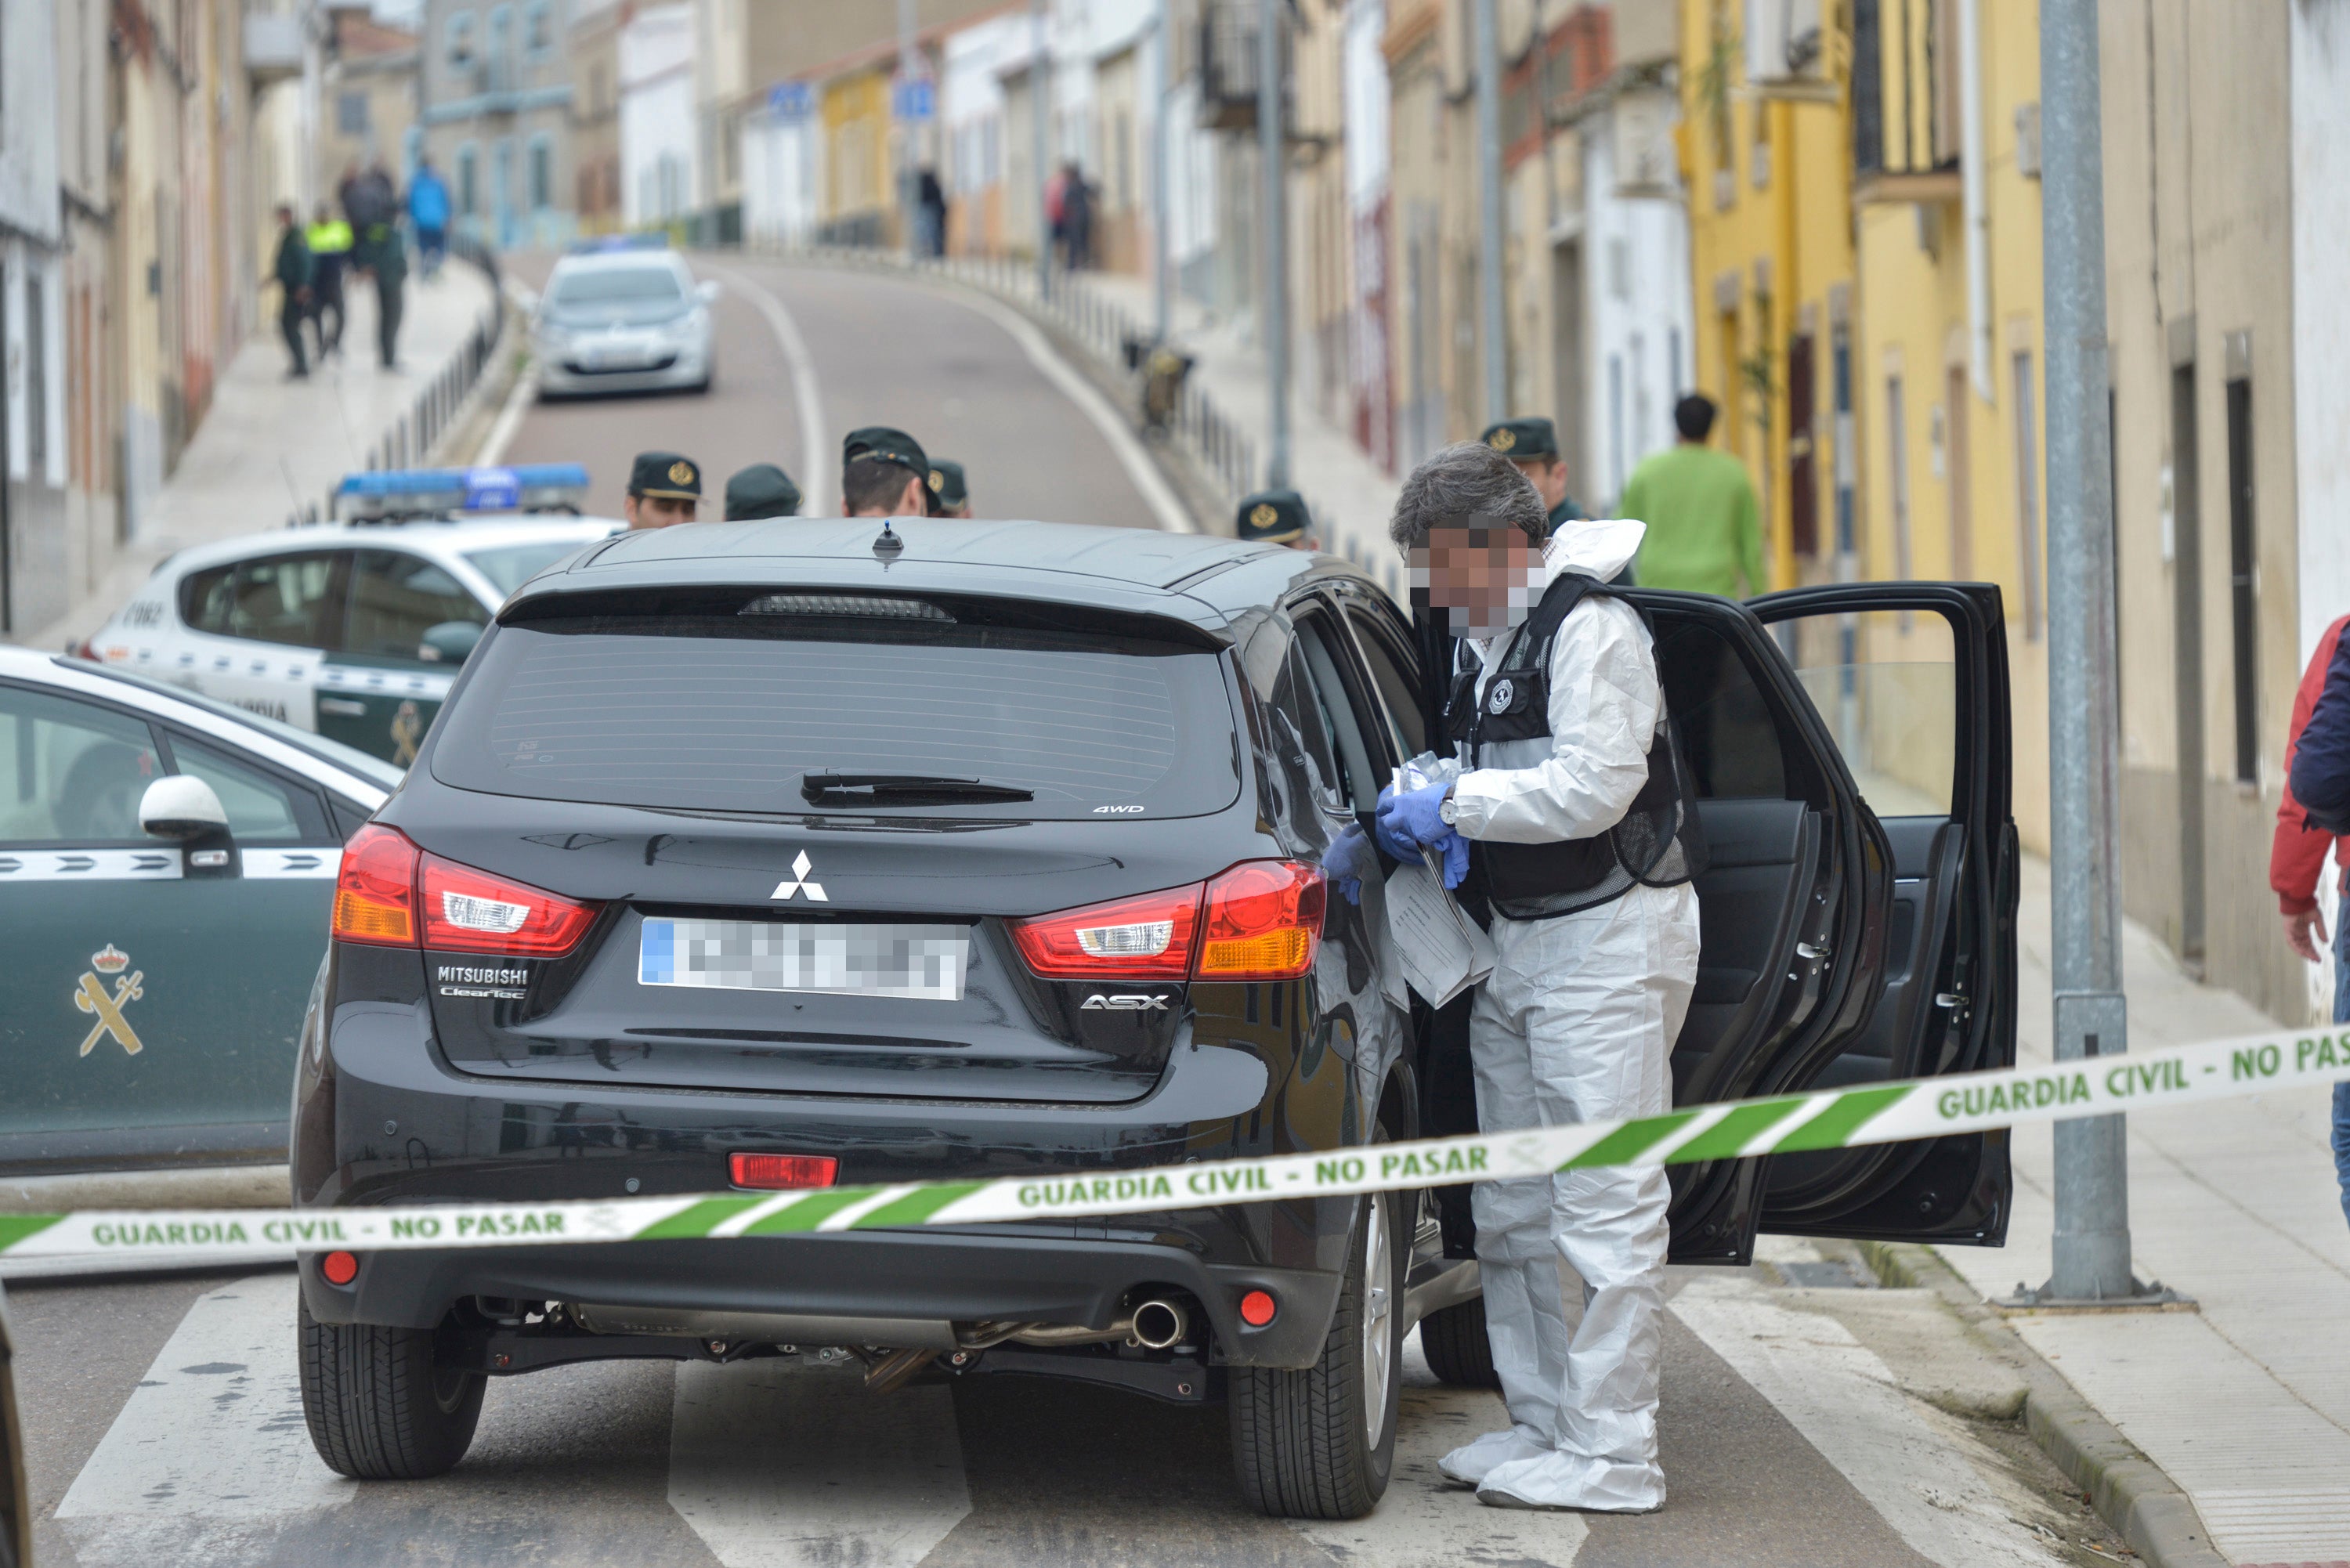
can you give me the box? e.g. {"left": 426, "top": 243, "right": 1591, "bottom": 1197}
{"left": 293, "top": 518, "right": 2017, "bottom": 1519}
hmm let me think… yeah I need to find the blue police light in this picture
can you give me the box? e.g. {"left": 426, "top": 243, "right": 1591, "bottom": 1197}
{"left": 334, "top": 464, "right": 591, "bottom": 521}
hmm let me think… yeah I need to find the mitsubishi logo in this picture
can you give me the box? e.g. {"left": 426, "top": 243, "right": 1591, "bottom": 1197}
{"left": 769, "top": 851, "right": 829, "bottom": 902}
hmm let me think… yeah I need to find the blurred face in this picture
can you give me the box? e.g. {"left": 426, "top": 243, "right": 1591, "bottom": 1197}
{"left": 1409, "top": 525, "right": 1546, "bottom": 640}
{"left": 625, "top": 493, "right": 697, "bottom": 529}
{"left": 1514, "top": 457, "right": 1569, "bottom": 511}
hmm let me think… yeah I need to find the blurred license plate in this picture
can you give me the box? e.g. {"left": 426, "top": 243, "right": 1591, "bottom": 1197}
{"left": 638, "top": 919, "right": 970, "bottom": 1001}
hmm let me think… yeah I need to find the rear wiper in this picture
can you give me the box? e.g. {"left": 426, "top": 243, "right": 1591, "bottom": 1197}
{"left": 800, "top": 771, "right": 1035, "bottom": 806}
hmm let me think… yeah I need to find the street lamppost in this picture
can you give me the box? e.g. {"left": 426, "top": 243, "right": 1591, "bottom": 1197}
{"left": 1033, "top": 0, "right": 1053, "bottom": 301}
{"left": 1259, "top": 0, "right": 1289, "bottom": 490}
{"left": 1472, "top": 0, "right": 1507, "bottom": 425}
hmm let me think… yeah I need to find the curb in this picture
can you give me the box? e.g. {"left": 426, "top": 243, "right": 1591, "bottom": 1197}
{"left": 1857, "top": 1240, "right": 2229, "bottom": 1568}
{"left": 0, "top": 1164, "right": 288, "bottom": 1216}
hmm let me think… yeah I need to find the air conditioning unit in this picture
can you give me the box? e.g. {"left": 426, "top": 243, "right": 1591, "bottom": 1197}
{"left": 1744, "top": 0, "right": 1835, "bottom": 102}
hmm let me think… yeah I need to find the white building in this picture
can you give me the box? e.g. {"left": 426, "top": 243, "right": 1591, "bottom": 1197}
{"left": 619, "top": 4, "right": 697, "bottom": 228}
{"left": 1578, "top": 90, "right": 1692, "bottom": 510}
{"left": 739, "top": 87, "right": 822, "bottom": 247}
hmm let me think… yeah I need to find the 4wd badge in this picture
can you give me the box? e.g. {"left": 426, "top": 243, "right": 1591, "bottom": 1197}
{"left": 74, "top": 944, "right": 146, "bottom": 1057}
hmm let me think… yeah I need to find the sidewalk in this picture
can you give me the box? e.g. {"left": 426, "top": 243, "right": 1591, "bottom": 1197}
{"left": 1942, "top": 859, "right": 2350, "bottom": 1565}
{"left": 16, "top": 262, "right": 499, "bottom": 655}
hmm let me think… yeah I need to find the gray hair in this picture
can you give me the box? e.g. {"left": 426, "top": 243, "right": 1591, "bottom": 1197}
{"left": 1386, "top": 442, "right": 1548, "bottom": 551}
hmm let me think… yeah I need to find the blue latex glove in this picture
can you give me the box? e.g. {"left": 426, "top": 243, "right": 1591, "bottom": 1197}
{"left": 1377, "top": 779, "right": 1454, "bottom": 848}
{"left": 1323, "top": 823, "right": 1372, "bottom": 906}
{"left": 1437, "top": 829, "right": 1469, "bottom": 890}
{"left": 1371, "top": 782, "right": 1417, "bottom": 862}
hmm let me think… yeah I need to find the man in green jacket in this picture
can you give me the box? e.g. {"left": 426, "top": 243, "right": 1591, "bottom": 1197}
{"left": 1620, "top": 394, "right": 1767, "bottom": 597}
{"left": 270, "top": 205, "right": 312, "bottom": 379}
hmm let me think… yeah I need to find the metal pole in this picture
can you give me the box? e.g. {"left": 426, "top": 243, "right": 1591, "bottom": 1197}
{"left": 2037, "top": 0, "right": 2140, "bottom": 1304}
{"left": 1258, "top": 0, "right": 1289, "bottom": 488}
{"left": 1472, "top": 0, "right": 1508, "bottom": 424}
{"left": 1032, "top": 0, "right": 1052, "bottom": 300}
{"left": 1152, "top": 0, "right": 1173, "bottom": 343}
{"left": 898, "top": 0, "right": 918, "bottom": 257}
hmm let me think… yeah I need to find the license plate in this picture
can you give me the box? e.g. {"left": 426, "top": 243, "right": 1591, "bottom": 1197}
{"left": 638, "top": 919, "right": 971, "bottom": 1001}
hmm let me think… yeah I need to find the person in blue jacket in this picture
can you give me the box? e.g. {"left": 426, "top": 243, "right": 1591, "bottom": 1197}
{"left": 2287, "top": 627, "right": 2350, "bottom": 1232}
{"left": 410, "top": 157, "right": 451, "bottom": 280}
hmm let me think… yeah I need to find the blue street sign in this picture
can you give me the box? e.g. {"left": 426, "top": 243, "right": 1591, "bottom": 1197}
{"left": 892, "top": 78, "right": 936, "bottom": 122}
{"left": 768, "top": 81, "right": 815, "bottom": 119}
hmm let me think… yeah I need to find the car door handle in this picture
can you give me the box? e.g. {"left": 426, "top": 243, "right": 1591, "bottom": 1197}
{"left": 319, "top": 697, "right": 367, "bottom": 716}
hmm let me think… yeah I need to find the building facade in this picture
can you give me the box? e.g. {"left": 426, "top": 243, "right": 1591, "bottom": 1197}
{"left": 317, "top": 5, "right": 421, "bottom": 190}
{"left": 417, "top": 0, "right": 577, "bottom": 250}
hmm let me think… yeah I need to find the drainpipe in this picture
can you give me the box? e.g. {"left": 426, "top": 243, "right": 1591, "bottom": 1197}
{"left": 1473, "top": 0, "right": 1508, "bottom": 423}
{"left": 1959, "top": 0, "right": 1991, "bottom": 401}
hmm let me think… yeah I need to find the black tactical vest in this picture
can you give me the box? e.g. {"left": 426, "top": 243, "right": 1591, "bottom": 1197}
{"left": 1441, "top": 573, "right": 1705, "bottom": 917}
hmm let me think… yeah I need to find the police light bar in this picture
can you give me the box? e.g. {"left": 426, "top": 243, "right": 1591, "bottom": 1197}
{"left": 334, "top": 464, "right": 591, "bottom": 522}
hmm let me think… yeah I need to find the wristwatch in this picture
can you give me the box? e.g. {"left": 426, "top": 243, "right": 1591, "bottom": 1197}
{"left": 1437, "top": 790, "right": 1459, "bottom": 826}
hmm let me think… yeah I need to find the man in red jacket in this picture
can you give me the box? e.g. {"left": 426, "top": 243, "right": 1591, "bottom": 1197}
{"left": 2271, "top": 611, "right": 2350, "bottom": 1229}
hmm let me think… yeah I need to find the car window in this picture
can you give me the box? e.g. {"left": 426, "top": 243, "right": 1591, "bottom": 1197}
{"left": 1781, "top": 609, "right": 1956, "bottom": 816}
{"left": 164, "top": 733, "right": 324, "bottom": 842}
{"left": 179, "top": 551, "right": 345, "bottom": 649}
{"left": 548, "top": 265, "right": 685, "bottom": 306}
{"left": 1263, "top": 636, "right": 1349, "bottom": 817}
{"left": 0, "top": 685, "right": 164, "bottom": 844}
{"left": 63, "top": 659, "right": 404, "bottom": 793}
{"left": 1341, "top": 602, "right": 1428, "bottom": 763}
{"left": 1293, "top": 615, "right": 1380, "bottom": 813}
{"left": 463, "top": 540, "right": 593, "bottom": 596}
{"left": 1654, "top": 619, "right": 1789, "bottom": 800}
{"left": 345, "top": 549, "right": 485, "bottom": 660}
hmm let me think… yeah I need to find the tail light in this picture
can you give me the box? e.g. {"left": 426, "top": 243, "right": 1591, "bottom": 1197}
{"left": 730, "top": 1153, "right": 839, "bottom": 1190}
{"left": 333, "top": 825, "right": 420, "bottom": 945}
{"left": 1196, "top": 861, "right": 1325, "bottom": 981}
{"left": 331, "top": 824, "right": 598, "bottom": 957}
{"left": 1009, "top": 861, "right": 1324, "bottom": 983}
{"left": 1009, "top": 883, "right": 1202, "bottom": 979}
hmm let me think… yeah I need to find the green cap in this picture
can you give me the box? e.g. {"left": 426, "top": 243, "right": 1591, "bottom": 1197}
{"left": 926, "top": 459, "right": 968, "bottom": 510}
{"left": 724, "top": 463, "right": 802, "bottom": 520}
{"left": 1236, "top": 488, "right": 1311, "bottom": 545}
{"left": 843, "top": 426, "right": 928, "bottom": 478}
{"left": 628, "top": 450, "right": 703, "bottom": 500}
{"left": 1479, "top": 417, "right": 1560, "bottom": 461}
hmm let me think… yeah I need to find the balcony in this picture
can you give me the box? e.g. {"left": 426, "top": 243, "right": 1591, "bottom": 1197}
{"left": 244, "top": 11, "right": 304, "bottom": 85}
{"left": 1852, "top": 0, "right": 1962, "bottom": 204}
{"left": 1196, "top": 0, "right": 1289, "bottom": 134}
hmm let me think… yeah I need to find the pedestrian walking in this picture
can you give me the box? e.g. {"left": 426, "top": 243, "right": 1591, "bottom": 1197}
{"left": 269, "top": 204, "right": 312, "bottom": 380}
{"left": 841, "top": 428, "right": 931, "bottom": 518}
{"left": 916, "top": 168, "right": 948, "bottom": 258}
{"left": 724, "top": 463, "right": 802, "bottom": 521}
{"left": 2277, "top": 611, "right": 2350, "bottom": 1230}
{"left": 1061, "top": 163, "right": 1094, "bottom": 270}
{"left": 926, "top": 460, "right": 971, "bottom": 518}
{"left": 1619, "top": 394, "right": 1766, "bottom": 597}
{"left": 305, "top": 203, "right": 352, "bottom": 359}
{"left": 345, "top": 159, "right": 406, "bottom": 369}
{"left": 1378, "top": 441, "right": 1701, "bottom": 1512}
{"left": 1235, "top": 488, "right": 1317, "bottom": 550}
{"left": 410, "top": 157, "right": 452, "bottom": 280}
{"left": 1480, "top": 417, "right": 1588, "bottom": 534}
{"left": 624, "top": 451, "right": 703, "bottom": 529}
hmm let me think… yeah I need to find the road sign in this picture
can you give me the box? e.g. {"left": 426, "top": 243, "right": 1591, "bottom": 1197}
{"left": 892, "top": 78, "right": 936, "bottom": 122}
{"left": 767, "top": 81, "right": 815, "bottom": 120}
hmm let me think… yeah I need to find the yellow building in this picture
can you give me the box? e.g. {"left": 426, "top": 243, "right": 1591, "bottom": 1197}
{"left": 1849, "top": 0, "right": 2049, "bottom": 847}
{"left": 822, "top": 67, "right": 893, "bottom": 241}
{"left": 1677, "top": 0, "right": 1855, "bottom": 598}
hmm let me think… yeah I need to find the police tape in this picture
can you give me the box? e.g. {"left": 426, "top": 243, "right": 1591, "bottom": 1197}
{"left": 5, "top": 1026, "right": 2346, "bottom": 1266}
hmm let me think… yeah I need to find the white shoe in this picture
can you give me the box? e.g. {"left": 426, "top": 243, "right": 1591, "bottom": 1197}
{"left": 1475, "top": 1451, "right": 1665, "bottom": 1513}
{"left": 1436, "top": 1425, "right": 1552, "bottom": 1490}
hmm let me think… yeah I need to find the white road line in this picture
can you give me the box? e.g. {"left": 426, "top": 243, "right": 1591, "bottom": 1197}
{"left": 669, "top": 1357, "right": 971, "bottom": 1568}
{"left": 928, "top": 282, "right": 1197, "bottom": 536}
{"left": 474, "top": 359, "right": 537, "bottom": 466}
{"left": 700, "top": 261, "right": 830, "bottom": 513}
{"left": 55, "top": 1272, "right": 346, "bottom": 1567}
{"left": 1669, "top": 1273, "right": 2069, "bottom": 1568}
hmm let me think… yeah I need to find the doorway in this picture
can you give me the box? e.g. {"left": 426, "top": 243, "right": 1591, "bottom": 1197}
{"left": 2170, "top": 360, "right": 2205, "bottom": 970}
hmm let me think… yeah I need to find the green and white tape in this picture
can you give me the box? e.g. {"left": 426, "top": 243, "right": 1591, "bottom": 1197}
{"left": 5, "top": 1027, "right": 2345, "bottom": 1266}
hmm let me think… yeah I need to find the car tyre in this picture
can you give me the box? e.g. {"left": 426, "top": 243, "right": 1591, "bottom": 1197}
{"left": 298, "top": 1296, "right": 483, "bottom": 1480}
{"left": 1229, "top": 1147, "right": 1406, "bottom": 1519}
{"left": 1417, "top": 1295, "right": 1502, "bottom": 1388}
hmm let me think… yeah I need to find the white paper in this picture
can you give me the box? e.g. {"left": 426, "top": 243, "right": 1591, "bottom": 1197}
{"left": 1383, "top": 856, "right": 1495, "bottom": 1008}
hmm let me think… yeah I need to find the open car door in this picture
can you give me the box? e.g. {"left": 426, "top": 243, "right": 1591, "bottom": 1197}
{"left": 1739, "top": 583, "right": 2017, "bottom": 1247}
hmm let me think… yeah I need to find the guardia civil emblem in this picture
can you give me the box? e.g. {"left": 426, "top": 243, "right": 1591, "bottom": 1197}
{"left": 928, "top": 469, "right": 945, "bottom": 492}
{"left": 667, "top": 460, "right": 696, "bottom": 486}
{"left": 74, "top": 943, "right": 145, "bottom": 1057}
{"left": 390, "top": 699, "right": 425, "bottom": 767}
{"left": 1250, "top": 503, "right": 1278, "bottom": 529}
{"left": 1488, "top": 428, "right": 1517, "bottom": 452}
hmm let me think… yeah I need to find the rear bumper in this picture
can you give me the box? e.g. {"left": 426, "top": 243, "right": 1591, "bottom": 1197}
{"left": 536, "top": 343, "right": 709, "bottom": 396}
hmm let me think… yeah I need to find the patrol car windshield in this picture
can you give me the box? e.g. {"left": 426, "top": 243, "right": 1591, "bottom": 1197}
{"left": 430, "top": 618, "right": 1240, "bottom": 819}
{"left": 465, "top": 541, "right": 592, "bottom": 595}
{"left": 547, "top": 267, "right": 686, "bottom": 307}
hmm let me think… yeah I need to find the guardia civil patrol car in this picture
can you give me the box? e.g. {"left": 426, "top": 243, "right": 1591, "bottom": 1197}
{"left": 81, "top": 465, "right": 620, "bottom": 766}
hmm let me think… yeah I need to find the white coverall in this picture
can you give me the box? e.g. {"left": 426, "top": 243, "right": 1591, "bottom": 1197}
{"left": 1437, "top": 518, "right": 1702, "bottom": 1512}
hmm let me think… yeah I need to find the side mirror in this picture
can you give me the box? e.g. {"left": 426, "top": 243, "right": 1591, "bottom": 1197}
{"left": 140, "top": 775, "right": 238, "bottom": 878}
{"left": 417, "top": 620, "right": 483, "bottom": 664}
{"left": 696, "top": 279, "right": 721, "bottom": 305}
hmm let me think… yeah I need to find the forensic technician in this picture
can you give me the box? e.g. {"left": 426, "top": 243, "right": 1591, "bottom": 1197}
{"left": 1374, "top": 440, "right": 1702, "bottom": 1513}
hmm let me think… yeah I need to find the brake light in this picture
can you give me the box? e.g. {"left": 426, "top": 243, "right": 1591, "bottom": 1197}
{"left": 730, "top": 1153, "right": 839, "bottom": 1190}
{"left": 333, "top": 825, "right": 420, "bottom": 945}
{"left": 1009, "top": 883, "right": 1204, "bottom": 979}
{"left": 1009, "top": 862, "right": 1325, "bottom": 982}
{"left": 421, "top": 853, "right": 599, "bottom": 956}
{"left": 1196, "top": 861, "right": 1325, "bottom": 981}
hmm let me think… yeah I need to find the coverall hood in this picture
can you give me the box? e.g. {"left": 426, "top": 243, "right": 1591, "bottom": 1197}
{"left": 1542, "top": 516, "right": 1646, "bottom": 585}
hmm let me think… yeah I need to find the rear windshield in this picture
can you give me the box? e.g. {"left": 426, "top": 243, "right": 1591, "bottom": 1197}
{"left": 548, "top": 266, "right": 685, "bottom": 306}
{"left": 430, "top": 619, "right": 1241, "bottom": 819}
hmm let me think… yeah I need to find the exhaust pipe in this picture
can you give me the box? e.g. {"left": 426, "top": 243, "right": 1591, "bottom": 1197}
{"left": 1130, "top": 1299, "right": 1188, "bottom": 1350}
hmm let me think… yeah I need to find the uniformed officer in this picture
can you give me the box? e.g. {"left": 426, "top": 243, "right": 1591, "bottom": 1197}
{"left": 625, "top": 451, "right": 703, "bottom": 529}
{"left": 927, "top": 460, "right": 971, "bottom": 518}
{"left": 841, "top": 427, "right": 931, "bottom": 517}
{"left": 725, "top": 463, "right": 802, "bottom": 521}
{"left": 1235, "top": 488, "right": 1318, "bottom": 551}
{"left": 1481, "top": 418, "right": 1586, "bottom": 534}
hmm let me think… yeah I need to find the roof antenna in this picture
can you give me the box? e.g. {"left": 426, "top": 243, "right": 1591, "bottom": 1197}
{"left": 872, "top": 518, "right": 904, "bottom": 565}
